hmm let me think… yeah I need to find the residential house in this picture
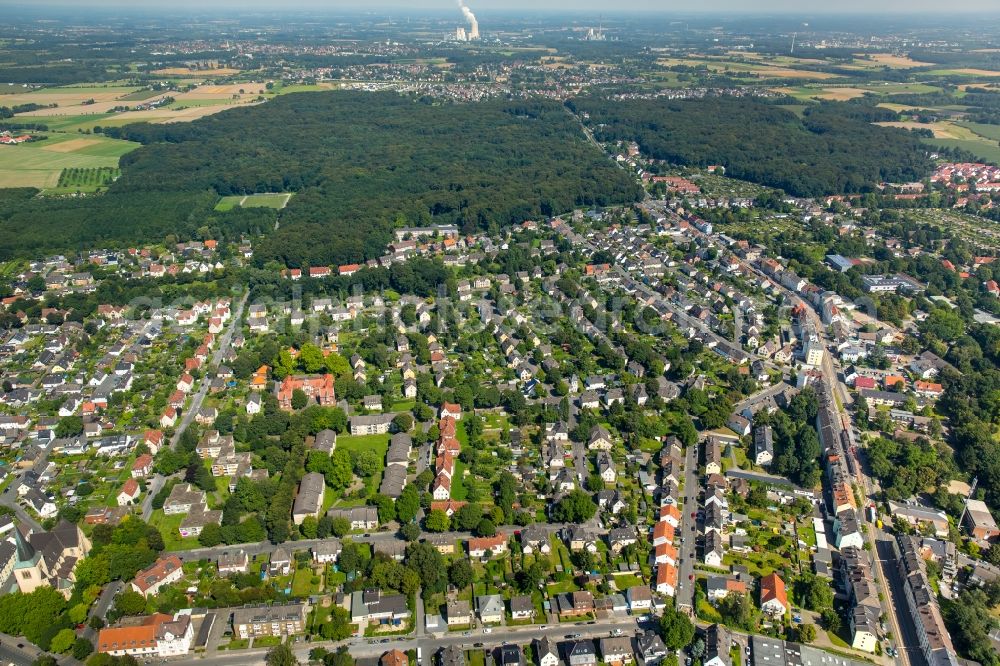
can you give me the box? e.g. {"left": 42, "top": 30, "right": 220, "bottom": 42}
{"left": 446, "top": 599, "right": 471, "bottom": 627}
{"left": 468, "top": 534, "right": 507, "bottom": 559}
{"left": 599, "top": 637, "right": 634, "bottom": 665}
{"left": 637, "top": 632, "right": 668, "bottom": 665}
{"left": 534, "top": 638, "right": 559, "bottom": 666}
{"left": 291, "top": 472, "right": 325, "bottom": 525}
{"left": 759, "top": 573, "right": 788, "bottom": 616}
{"left": 97, "top": 613, "right": 193, "bottom": 659}
{"left": 703, "top": 624, "right": 732, "bottom": 666}
{"left": 477, "top": 594, "right": 505, "bottom": 624}
{"left": 350, "top": 589, "right": 411, "bottom": 626}
{"left": 509, "top": 595, "right": 534, "bottom": 622}
{"left": 567, "top": 640, "right": 598, "bottom": 666}
{"left": 753, "top": 425, "right": 773, "bottom": 466}
{"left": 626, "top": 585, "right": 653, "bottom": 612}
{"left": 131, "top": 556, "right": 184, "bottom": 598}
{"left": 704, "top": 531, "right": 724, "bottom": 568}
{"left": 218, "top": 550, "right": 249, "bottom": 575}
{"left": 555, "top": 591, "right": 594, "bottom": 619}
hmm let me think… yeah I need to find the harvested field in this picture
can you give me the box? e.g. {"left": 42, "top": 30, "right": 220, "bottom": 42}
{"left": 862, "top": 53, "right": 934, "bottom": 68}
{"left": 39, "top": 138, "right": 107, "bottom": 153}
{"left": 876, "top": 121, "right": 980, "bottom": 140}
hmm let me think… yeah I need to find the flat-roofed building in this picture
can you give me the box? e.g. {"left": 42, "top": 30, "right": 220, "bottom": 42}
{"left": 232, "top": 603, "right": 306, "bottom": 639}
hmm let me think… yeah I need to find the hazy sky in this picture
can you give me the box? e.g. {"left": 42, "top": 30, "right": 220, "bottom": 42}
{"left": 17, "top": 0, "right": 991, "bottom": 12}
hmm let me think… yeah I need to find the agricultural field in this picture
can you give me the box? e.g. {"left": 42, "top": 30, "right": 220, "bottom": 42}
{"left": 0, "top": 133, "right": 138, "bottom": 188}
{"left": 874, "top": 120, "right": 976, "bottom": 138}
{"left": 927, "top": 67, "right": 1000, "bottom": 78}
{"left": 958, "top": 122, "right": 1000, "bottom": 141}
{"left": 850, "top": 53, "right": 935, "bottom": 69}
{"left": 6, "top": 81, "right": 282, "bottom": 134}
{"left": 890, "top": 120, "right": 1000, "bottom": 163}
{"left": 776, "top": 82, "right": 942, "bottom": 102}
{"left": 656, "top": 57, "right": 842, "bottom": 80}
{"left": 215, "top": 193, "right": 294, "bottom": 211}
{"left": 116, "top": 89, "right": 166, "bottom": 102}
{"left": 7, "top": 85, "right": 144, "bottom": 116}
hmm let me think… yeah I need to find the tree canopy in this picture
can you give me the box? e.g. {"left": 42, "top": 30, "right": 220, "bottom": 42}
{"left": 568, "top": 97, "right": 933, "bottom": 197}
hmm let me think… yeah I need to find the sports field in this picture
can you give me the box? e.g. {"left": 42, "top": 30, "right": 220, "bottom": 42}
{"left": 0, "top": 133, "right": 139, "bottom": 189}
{"left": 215, "top": 193, "right": 294, "bottom": 211}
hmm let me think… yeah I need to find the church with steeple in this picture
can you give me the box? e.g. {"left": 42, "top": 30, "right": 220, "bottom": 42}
{"left": 10, "top": 520, "right": 91, "bottom": 599}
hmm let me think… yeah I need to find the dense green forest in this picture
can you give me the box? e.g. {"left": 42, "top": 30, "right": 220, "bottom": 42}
{"left": 0, "top": 92, "right": 640, "bottom": 264}
{"left": 568, "top": 97, "right": 934, "bottom": 197}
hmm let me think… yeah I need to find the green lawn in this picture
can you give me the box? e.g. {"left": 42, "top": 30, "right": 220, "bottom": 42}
{"left": 291, "top": 567, "right": 320, "bottom": 598}
{"left": 612, "top": 573, "right": 644, "bottom": 590}
{"left": 252, "top": 636, "right": 282, "bottom": 648}
{"left": 336, "top": 433, "right": 390, "bottom": 458}
{"left": 451, "top": 459, "right": 468, "bottom": 501}
{"left": 698, "top": 599, "right": 724, "bottom": 622}
{"left": 148, "top": 510, "right": 202, "bottom": 551}
{"left": 547, "top": 580, "right": 578, "bottom": 595}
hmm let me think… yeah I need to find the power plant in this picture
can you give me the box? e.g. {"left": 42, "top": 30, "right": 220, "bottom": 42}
{"left": 456, "top": 1, "right": 480, "bottom": 41}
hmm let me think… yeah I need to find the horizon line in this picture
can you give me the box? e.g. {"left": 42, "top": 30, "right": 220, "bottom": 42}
{"left": 8, "top": 3, "right": 1000, "bottom": 15}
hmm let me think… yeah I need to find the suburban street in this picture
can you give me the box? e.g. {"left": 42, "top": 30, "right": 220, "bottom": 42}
{"left": 0, "top": 631, "right": 49, "bottom": 666}
{"left": 168, "top": 615, "right": 654, "bottom": 666}
{"left": 675, "top": 441, "right": 699, "bottom": 614}
{"left": 0, "top": 483, "right": 44, "bottom": 533}
{"left": 140, "top": 291, "right": 249, "bottom": 521}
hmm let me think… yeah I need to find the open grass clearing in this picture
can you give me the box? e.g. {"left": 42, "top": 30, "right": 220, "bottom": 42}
{"left": 215, "top": 193, "right": 293, "bottom": 211}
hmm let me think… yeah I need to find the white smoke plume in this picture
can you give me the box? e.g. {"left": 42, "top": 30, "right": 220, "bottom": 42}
{"left": 458, "top": 0, "right": 479, "bottom": 39}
